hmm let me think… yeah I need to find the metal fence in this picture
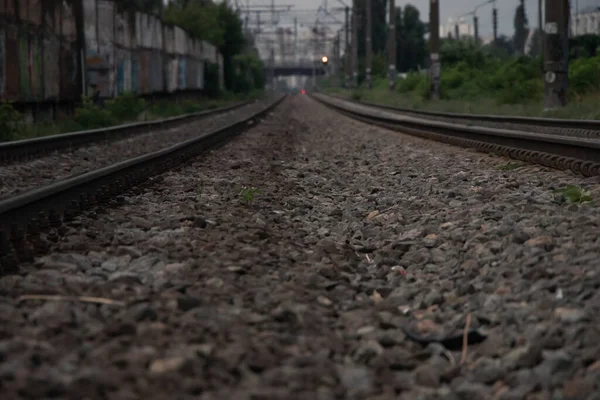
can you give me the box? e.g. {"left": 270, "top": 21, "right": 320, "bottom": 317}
{"left": 0, "top": 0, "right": 224, "bottom": 104}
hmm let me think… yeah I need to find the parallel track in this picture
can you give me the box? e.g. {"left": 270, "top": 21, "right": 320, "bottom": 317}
{"left": 0, "top": 101, "right": 250, "bottom": 166}
{"left": 0, "top": 95, "right": 286, "bottom": 274}
{"left": 313, "top": 93, "right": 600, "bottom": 177}
{"left": 330, "top": 94, "right": 600, "bottom": 139}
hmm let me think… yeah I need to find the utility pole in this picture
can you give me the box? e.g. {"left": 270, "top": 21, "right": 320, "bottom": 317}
{"left": 473, "top": 14, "right": 479, "bottom": 43}
{"left": 538, "top": 0, "right": 544, "bottom": 56}
{"left": 345, "top": 6, "right": 350, "bottom": 88}
{"left": 429, "top": 0, "right": 440, "bottom": 100}
{"left": 492, "top": 4, "right": 498, "bottom": 43}
{"left": 366, "top": 0, "right": 372, "bottom": 89}
{"left": 454, "top": 23, "right": 459, "bottom": 40}
{"left": 543, "top": 0, "right": 569, "bottom": 109}
{"left": 388, "top": 0, "right": 396, "bottom": 90}
{"left": 351, "top": 1, "right": 358, "bottom": 88}
{"left": 294, "top": 17, "right": 298, "bottom": 63}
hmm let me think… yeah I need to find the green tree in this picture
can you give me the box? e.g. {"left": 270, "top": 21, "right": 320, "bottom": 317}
{"left": 396, "top": 4, "right": 427, "bottom": 72}
{"left": 164, "top": 0, "right": 249, "bottom": 93}
{"left": 357, "top": 0, "right": 387, "bottom": 58}
{"left": 513, "top": 0, "right": 529, "bottom": 55}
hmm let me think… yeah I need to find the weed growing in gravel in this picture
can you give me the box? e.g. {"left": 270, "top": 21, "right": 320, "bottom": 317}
{"left": 497, "top": 161, "right": 525, "bottom": 171}
{"left": 239, "top": 186, "right": 261, "bottom": 205}
{"left": 553, "top": 185, "right": 593, "bottom": 204}
{"left": 196, "top": 181, "right": 204, "bottom": 201}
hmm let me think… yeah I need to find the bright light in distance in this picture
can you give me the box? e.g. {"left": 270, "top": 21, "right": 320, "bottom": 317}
{"left": 301, "top": 89, "right": 306, "bottom": 94}
{"left": 321, "top": 56, "right": 328, "bottom": 63}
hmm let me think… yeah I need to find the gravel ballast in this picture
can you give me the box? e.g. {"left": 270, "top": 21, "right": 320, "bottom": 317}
{"left": 0, "top": 98, "right": 274, "bottom": 200}
{"left": 1, "top": 95, "right": 600, "bottom": 399}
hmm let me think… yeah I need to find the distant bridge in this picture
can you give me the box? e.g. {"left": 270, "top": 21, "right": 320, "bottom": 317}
{"left": 266, "top": 61, "right": 328, "bottom": 77}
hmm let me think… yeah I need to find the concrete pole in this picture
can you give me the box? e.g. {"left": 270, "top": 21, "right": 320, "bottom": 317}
{"left": 351, "top": 1, "right": 359, "bottom": 88}
{"left": 345, "top": 6, "right": 350, "bottom": 88}
{"left": 388, "top": 0, "right": 396, "bottom": 90}
{"left": 366, "top": 0, "right": 372, "bottom": 89}
{"left": 474, "top": 14, "right": 479, "bottom": 43}
{"left": 429, "top": 0, "right": 440, "bottom": 100}
{"left": 543, "top": 0, "right": 569, "bottom": 109}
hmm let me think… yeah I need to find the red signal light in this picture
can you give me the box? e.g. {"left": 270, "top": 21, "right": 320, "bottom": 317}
{"left": 301, "top": 89, "right": 306, "bottom": 94}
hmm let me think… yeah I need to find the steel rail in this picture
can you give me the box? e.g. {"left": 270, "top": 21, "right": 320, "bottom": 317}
{"left": 0, "top": 95, "right": 286, "bottom": 275}
{"left": 0, "top": 100, "right": 252, "bottom": 166}
{"left": 312, "top": 93, "right": 600, "bottom": 176}
{"left": 327, "top": 93, "right": 600, "bottom": 135}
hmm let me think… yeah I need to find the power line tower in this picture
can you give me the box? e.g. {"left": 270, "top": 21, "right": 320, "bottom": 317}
{"left": 543, "top": 0, "right": 569, "bottom": 109}
{"left": 429, "top": 0, "right": 440, "bottom": 100}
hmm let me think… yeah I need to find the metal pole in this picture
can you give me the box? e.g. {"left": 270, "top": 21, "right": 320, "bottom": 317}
{"left": 429, "top": 0, "right": 440, "bottom": 100}
{"left": 366, "top": 0, "right": 372, "bottom": 89}
{"left": 543, "top": 0, "right": 569, "bottom": 109}
{"left": 351, "top": 1, "right": 358, "bottom": 88}
{"left": 388, "top": 0, "right": 396, "bottom": 90}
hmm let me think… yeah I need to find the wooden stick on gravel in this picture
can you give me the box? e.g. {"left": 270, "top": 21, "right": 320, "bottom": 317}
{"left": 18, "top": 295, "right": 126, "bottom": 306}
{"left": 460, "top": 313, "right": 472, "bottom": 365}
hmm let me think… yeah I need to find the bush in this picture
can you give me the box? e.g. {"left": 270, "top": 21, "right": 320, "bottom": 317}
{"left": 73, "top": 97, "right": 117, "bottom": 130}
{"left": 0, "top": 101, "right": 25, "bottom": 142}
{"left": 569, "top": 56, "right": 600, "bottom": 95}
{"left": 105, "top": 92, "right": 147, "bottom": 121}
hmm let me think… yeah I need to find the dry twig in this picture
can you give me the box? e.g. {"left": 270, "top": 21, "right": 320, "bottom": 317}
{"left": 460, "top": 313, "right": 472, "bottom": 365}
{"left": 18, "top": 294, "right": 125, "bottom": 306}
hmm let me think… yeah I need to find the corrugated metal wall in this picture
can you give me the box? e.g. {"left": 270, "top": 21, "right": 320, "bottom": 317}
{"left": 0, "top": 0, "right": 222, "bottom": 104}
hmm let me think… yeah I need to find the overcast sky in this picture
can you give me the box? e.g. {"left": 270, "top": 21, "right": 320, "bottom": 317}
{"left": 243, "top": 0, "right": 600, "bottom": 37}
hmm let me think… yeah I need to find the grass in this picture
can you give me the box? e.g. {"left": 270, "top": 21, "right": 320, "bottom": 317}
{"left": 0, "top": 89, "right": 265, "bottom": 143}
{"left": 325, "top": 82, "right": 600, "bottom": 120}
{"left": 553, "top": 185, "right": 593, "bottom": 204}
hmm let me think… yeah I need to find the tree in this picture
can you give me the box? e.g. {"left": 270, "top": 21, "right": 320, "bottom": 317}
{"left": 395, "top": 4, "right": 427, "bottom": 72}
{"left": 164, "top": 0, "right": 249, "bottom": 92}
{"left": 513, "top": 0, "right": 529, "bottom": 55}
{"left": 356, "top": 0, "right": 387, "bottom": 59}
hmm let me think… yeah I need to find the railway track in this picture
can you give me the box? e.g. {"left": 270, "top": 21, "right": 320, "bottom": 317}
{"left": 0, "top": 100, "right": 250, "bottom": 166}
{"left": 331, "top": 93, "right": 600, "bottom": 139}
{"left": 313, "top": 93, "right": 600, "bottom": 177}
{"left": 0, "top": 95, "right": 285, "bottom": 274}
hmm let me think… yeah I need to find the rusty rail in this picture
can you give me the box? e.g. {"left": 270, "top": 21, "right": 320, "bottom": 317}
{"left": 313, "top": 93, "right": 600, "bottom": 176}
{"left": 0, "top": 101, "right": 250, "bottom": 166}
{"left": 0, "top": 95, "right": 286, "bottom": 275}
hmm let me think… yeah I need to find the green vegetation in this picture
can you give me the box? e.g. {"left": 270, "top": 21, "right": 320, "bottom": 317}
{"left": 0, "top": 90, "right": 263, "bottom": 143}
{"left": 553, "top": 185, "right": 593, "bottom": 204}
{"left": 164, "top": 0, "right": 264, "bottom": 95}
{"left": 325, "top": 37, "right": 600, "bottom": 119}
{"left": 325, "top": 0, "right": 600, "bottom": 119}
{"left": 239, "top": 186, "right": 261, "bottom": 205}
{"left": 497, "top": 161, "right": 525, "bottom": 171}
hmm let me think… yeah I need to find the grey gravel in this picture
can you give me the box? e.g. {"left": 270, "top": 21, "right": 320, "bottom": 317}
{"left": 1, "top": 94, "right": 600, "bottom": 399}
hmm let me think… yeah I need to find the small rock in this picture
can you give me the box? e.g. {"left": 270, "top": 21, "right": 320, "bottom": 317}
{"left": 562, "top": 377, "right": 595, "bottom": 399}
{"left": 554, "top": 307, "right": 586, "bottom": 324}
{"left": 149, "top": 357, "right": 187, "bottom": 374}
{"left": 471, "top": 357, "right": 505, "bottom": 384}
{"left": 353, "top": 340, "right": 384, "bottom": 363}
{"left": 177, "top": 296, "right": 202, "bottom": 311}
{"left": 525, "top": 236, "right": 553, "bottom": 248}
{"left": 116, "top": 246, "right": 143, "bottom": 258}
{"left": 414, "top": 364, "right": 441, "bottom": 388}
{"left": 130, "top": 216, "right": 153, "bottom": 229}
{"left": 335, "top": 364, "right": 373, "bottom": 396}
{"left": 366, "top": 210, "right": 380, "bottom": 221}
{"left": 453, "top": 381, "right": 491, "bottom": 400}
